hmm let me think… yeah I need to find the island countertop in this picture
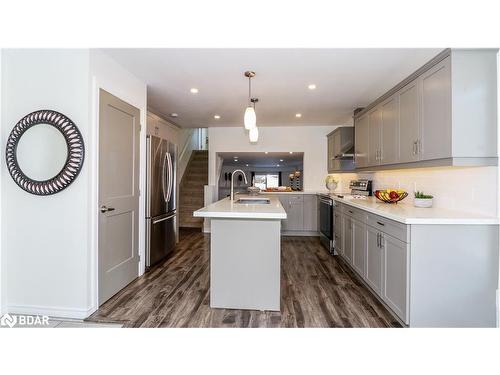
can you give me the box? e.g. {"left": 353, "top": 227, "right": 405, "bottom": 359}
{"left": 193, "top": 194, "right": 287, "bottom": 220}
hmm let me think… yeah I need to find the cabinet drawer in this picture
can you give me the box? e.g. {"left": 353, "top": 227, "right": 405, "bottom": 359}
{"left": 366, "top": 213, "right": 409, "bottom": 243}
{"left": 287, "top": 194, "right": 304, "bottom": 203}
{"left": 342, "top": 205, "right": 367, "bottom": 223}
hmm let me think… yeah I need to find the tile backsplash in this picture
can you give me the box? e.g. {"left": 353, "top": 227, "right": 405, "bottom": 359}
{"left": 329, "top": 166, "right": 498, "bottom": 217}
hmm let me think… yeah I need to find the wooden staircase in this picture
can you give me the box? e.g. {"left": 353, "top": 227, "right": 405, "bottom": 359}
{"left": 179, "top": 150, "right": 208, "bottom": 229}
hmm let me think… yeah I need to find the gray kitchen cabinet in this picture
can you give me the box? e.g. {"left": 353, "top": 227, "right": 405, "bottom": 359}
{"left": 352, "top": 218, "right": 366, "bottom": 276}
{"left": 334, "top": 209, "right": 343, "bottom": 256}
{"left": 382, "top": 233, "right": 409, "bottom": 323}
{"left": 335, "top": 200, "right": 498, "bottom": 327}
{"left": 365, "top": 225, "right": 384, "bottom": 296}
{"left": 380, "top": 95, "right": 399, "bottom": 164}
{"left": 279, "top": 195, "right": 303, "bottom": 232}
{"left": 398, "top": 79, "right": 420, "bottom": 163}
{"left": 342, "top": 215, "right": 353, "bottom": 264}
{"left": 303, "top": 194, "right": 318, "bottom": 232}
{"left": 368, "top": 107, "right": 382, "bottom": 166}
{"left": 327, "top": 127, "right": 355, "bottom": 172}
{"left": 354, "top": 49, "right": 498, "bottom": 170}
{"left": 354, "top": 114, "right": 369, "bottom": 168}
{"left": 420, "top": 56, "right": 451, "bottom": 161}
{"left": 327, "top": 133, "right": 335, "bottom": 172}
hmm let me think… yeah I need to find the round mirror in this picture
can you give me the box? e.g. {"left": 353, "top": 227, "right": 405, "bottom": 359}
{"left": 16, "top": 124, "right": 68, "bottom": 181}
{"left": 6, "top": 110, "right": 85, "bottom": 195}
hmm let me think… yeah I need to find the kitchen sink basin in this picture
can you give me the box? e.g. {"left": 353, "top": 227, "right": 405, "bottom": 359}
{"left": 235, "top": 198, "right": 271, "bottom": 205}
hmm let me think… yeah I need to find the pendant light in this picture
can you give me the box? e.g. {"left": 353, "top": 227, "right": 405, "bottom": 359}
{"left": 249, "top": 126, "right": 259, "bottom": 143}
{"left": 244, "top": 71, "right": 257, "bottom": 130}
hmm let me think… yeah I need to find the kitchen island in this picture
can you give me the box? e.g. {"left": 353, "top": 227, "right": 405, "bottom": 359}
{"left": 193, "top": 195, "right": 286, "bottom": 311}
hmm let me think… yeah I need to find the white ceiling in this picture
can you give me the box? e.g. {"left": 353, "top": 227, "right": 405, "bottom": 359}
{"left": 102, "top": 48, "right": 442, "bottom": 128}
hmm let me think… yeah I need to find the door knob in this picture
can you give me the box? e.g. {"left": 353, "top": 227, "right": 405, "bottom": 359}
{"left": 100, "top": 205, "right": 115, "bottom": 213}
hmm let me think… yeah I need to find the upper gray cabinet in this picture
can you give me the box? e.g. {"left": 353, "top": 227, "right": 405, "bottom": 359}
{"left": 398, "top": 79, "right": 420, "bottom": 163}
{"left": 420, "top": 57, "right": 452, "bottom": 160}
{"left": 354, "top": 114, "right": 369, "bottom": 168}
{"left": 354, "top": 49, "right": 498, "bottom": 170}
{"left": 326, "top": 127, "right": 355, "bottom": 172}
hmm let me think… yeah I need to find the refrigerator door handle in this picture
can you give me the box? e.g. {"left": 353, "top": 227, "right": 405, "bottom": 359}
{"left": 162, "top": 151, "right": 169, "bottom": 203}
{"left": 152, "top": 213, "right": 176, "bottom": 225}
{"left": 166, "top": 152, "right": 173, "bottom": 204}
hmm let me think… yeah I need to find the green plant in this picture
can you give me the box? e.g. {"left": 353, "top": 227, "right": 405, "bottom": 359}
{"left": 414, "top": 191, "right": 433, "bottom": 199}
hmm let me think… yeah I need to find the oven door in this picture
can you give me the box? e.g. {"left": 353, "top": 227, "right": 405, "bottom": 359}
{"left": 319, "top": 197, "right": 333, "bottom": 238}
{"left": 319, "top": 197, "right": 334, "bottom": 253}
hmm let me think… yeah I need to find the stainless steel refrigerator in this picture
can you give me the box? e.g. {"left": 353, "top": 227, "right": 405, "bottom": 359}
{"left": 146, "top": 135, "right": 177, "bottom": 269}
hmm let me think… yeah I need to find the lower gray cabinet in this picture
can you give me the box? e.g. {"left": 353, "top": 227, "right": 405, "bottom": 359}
{"left": 366, "top": 225, "right": 384, "bottom": 296}
{"left": 343, "top": 215, "right": 353, "bottom": 264}
{"left": 382, "top": 234, "right": 409, "bottom": 323}
{"left": 334, "top": 210, "right": 343, "bottom": 256}
{"left": 352, "top": 218, "right": 366, "bottom": 276}
{"left": 303, "top": 194, "right": 318, "bottom": 231}
{"left": 279, "top": 194, "right": 319, "bottom": 233}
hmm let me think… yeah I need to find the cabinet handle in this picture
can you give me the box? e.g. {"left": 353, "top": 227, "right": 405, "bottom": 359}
{"left": 376, "top": 221, "right": 385, "bottom": 226}
{"left": 412, "top": 141, "right": 417, "bottom": 155}
{"left": 376, "top": 232, "right": 380, "bottom": 247}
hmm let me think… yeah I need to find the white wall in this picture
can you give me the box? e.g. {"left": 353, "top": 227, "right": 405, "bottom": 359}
{"left": 208, "top": 126, "right": 338, "bottom": 192}
{"left": 0, "top": 49, "right": 147, "bottom": 319}
{"left": 1, "top": 49, "right": 92, "bottom": 318}
{"left": 0, "top": 50, "right": 4, "bottom": 315}
{"left": 89, "top": 50, "right": 147, "bottom": 312}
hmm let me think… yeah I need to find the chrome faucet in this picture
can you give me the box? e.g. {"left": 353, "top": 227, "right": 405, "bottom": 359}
{"left": 231, "top": 169, "right": 248, "bottom": 201}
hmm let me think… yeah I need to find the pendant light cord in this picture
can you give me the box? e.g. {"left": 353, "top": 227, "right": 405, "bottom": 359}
{"left": 248, "top": 76, "right": 251, "bottom": 106}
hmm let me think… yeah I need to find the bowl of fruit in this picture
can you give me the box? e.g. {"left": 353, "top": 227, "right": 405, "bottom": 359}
{"left": 374, "top": 189, "right": 408, "bottom": 204}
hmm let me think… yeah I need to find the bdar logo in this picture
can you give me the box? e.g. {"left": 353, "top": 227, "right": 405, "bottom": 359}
{"left": 0, "top": 313, "right": 17, "bottom": 328}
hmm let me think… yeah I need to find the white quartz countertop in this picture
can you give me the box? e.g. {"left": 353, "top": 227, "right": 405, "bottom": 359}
{"left": 329, "top": 195, "right": 499, "bottom": 225}
{"left": 193, "top": 195, "right": 287, "bottom": 220}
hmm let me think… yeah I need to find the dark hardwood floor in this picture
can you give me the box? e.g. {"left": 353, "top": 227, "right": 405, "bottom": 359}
{"left": 87, "top": 229, "right": 400, "bottom": 328}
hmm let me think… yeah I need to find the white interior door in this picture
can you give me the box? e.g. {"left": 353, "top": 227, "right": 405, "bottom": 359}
{"left": 98, "top": 89, "right": 140, "bottom": 305}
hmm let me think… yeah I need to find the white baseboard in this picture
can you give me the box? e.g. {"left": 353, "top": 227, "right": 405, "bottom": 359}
{"left": 7, "top": 303, "right": 96, "bottom": 320}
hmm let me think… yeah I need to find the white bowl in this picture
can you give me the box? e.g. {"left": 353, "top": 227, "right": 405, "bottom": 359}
{"left": 414, "top": 198, "right": 433, "bottom": 208}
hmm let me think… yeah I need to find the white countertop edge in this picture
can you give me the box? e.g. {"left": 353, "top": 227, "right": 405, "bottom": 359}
{"left": 193, "top": 195, "right": 287, "bottom": 220}
{"left": 330, "top": 196, "right": 500, "bottom": 225}
{"left": 193, "top": 211, "right": 286, "bottom": 219}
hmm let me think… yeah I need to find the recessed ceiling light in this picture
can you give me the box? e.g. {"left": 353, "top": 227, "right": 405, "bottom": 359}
{"left": 276, "top": 164, "right": 280, "bottom": 167}
{"left": 280, "top": 159, "right": 284, "bottom": 162}
{"left": 214, "top": 115, "right": 221, "bottom": 119}
{"left": 190, "top": 88, "right": 199, "bottom": 94}
{"left": 246, "top": 164, "right": 249, "bottom": 167}
{"left": 308, "top": 84, "right": 316, "bottom": 90}
{"left": 170, "top": 113, "right": 178, "bottom": 118}
{"left": 289, "top": 152, "right": 293, "bottom": 154}
{"left": 295, "top": 113, "right": 302, "bottom": 118}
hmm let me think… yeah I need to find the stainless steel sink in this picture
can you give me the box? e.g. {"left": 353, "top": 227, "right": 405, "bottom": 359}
{"left": 235, "top": 198, "right": 271, "bottom": 205}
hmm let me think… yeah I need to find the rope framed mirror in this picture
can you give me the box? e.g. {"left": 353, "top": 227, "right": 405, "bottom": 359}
{"left": 5, "top": 110, "right": 85, "bottom": 195}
